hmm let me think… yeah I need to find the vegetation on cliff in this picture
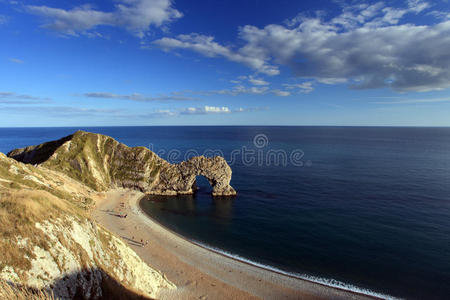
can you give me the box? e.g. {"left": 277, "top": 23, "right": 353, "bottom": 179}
{"left": 0, "top": 152, "right": 175, "bottom": 299}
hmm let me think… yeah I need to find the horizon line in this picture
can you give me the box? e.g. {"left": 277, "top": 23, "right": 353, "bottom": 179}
{"left": 1, "top": 125, "right": 450, "bottom": 129}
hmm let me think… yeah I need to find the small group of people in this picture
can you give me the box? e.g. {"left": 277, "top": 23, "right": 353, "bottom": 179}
{"left": 113, "top": 202, "right": 127, "bottom": 218}
{"left": 132, "top": 236, "right": 149, "bottom": 247}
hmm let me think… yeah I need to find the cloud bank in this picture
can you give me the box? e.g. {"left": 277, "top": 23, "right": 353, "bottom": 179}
{"left": 0, "top": 92, "right": 51, "bottom": 104}
{"left": 154, "top": 33, "right": 280, "bottom": 75}
{"left": 27, "top": 0, "right": 182, "bottom": 37}
{"left": 153, "top": 1, "right": 450, "bottom": 92}
{"left": 1, "top": 105, "right": 260, "bottom": 120}
{"left": 178, "top": 105, "right": 265, "bottom": 115}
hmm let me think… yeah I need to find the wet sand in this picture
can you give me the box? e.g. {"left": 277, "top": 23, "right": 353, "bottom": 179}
{"left": 94, "top": 189, "right": 377, "bottom": 300}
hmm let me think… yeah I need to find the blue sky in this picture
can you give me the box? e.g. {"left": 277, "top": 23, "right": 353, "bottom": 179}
{"left": 1, "top": 0, "right": 450, "bottom": 126}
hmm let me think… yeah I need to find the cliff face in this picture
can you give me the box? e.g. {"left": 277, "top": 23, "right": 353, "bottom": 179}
{"left": 0, "top": 153, "right": 175, "bottom": 299}
{"left": 6, "top": 215, "right": 175, "bottom": 299}
{"left": 8, "top": 130, "right": 236, "bottom": 196}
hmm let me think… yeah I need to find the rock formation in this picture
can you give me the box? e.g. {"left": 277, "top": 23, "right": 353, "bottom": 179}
{"left": 153, "top": 155, "right": 236, "bottom": 196}
{"left": 8, "top": 130, "right": 237, "bottom": 196}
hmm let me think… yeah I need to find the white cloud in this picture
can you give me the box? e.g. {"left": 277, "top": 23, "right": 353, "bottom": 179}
{"left": 180, "top": 84, "right": 270, "bottom": 97}
{"left": 327, "top": 1, "right": 429, "bottom": 29}
{"left": 153, "top": 33, "right": 279, "bottom": 75}
{"left": 272, "top": 90, "right": 290, "bottom": 97}
{"left": 134, "top": 106, "right": 265, "bottom": 117}
{"left": 179, "top": 105, "right": 263, "bottom": 115}
{"left": 232, "top": 85, "right": 269, "bottom": 95}
{"left": 0, "top": 92, "right": 51, "bottom": 103}
{"left": 27, "top": 0, "right": 182, "bottom": 38}
{"left": 180, "top": 106, "right": 231, "bottom": 115}
{"left": 149, "top": 109, "right": 177, "bottom": 117}
{"left": 248, "top": 76, "right": 270, "bottom": 86}
{"left": 83, "top": 92, "right": 197, "bottom": 101}
{"left": 329, "top": 2, "right": 385, "bottom": 29}
{"left": 180, "top": 82, "right": 295, "bottom": 97}
{"left": 207, "top": 85, "right": 270, "bottom": 96}
{"left": 8, "top": 58, "right": 23, "bottom": 64}
{"left": 316, "top": 78, "right": 347, "bottom": 84}
{"left": 427, "top": 11, "right": 450, "bottom": 20}
{"left": 142, "top": 106, "right": 265, "bottom": 117}
{"left": 236, "top": 4, "right": 450, "bottom": 92}
{"left": 204, "top": 106, "right": 230, "bottom": 113}
{"left": 407, "top": 0, "right": 430, "bottom": 13}
{"left": 84, "top": 84, "right": 292, "bottom": 102}
{"left": 1, "top": 105, "right": 265, "bottom": 121}
{"left": 153, "top": 1, "right": 450, "bottom": 92}
{"left": 282, "top": 82, "right": 314, "bottom": 94}
{"left": 229, "top": 75, "right": 269, "bottom": 86}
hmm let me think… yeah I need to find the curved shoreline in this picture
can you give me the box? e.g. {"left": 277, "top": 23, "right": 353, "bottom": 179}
{"left": 95, "top": 189, "right": 387, "bottom": 300}
{"left": 137, "top": 196, "right": 392, "bottom": 300}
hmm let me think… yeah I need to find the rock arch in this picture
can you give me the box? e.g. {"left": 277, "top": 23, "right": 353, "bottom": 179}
{"left": 152, "top": 156, "right": 237, "bottom": 196}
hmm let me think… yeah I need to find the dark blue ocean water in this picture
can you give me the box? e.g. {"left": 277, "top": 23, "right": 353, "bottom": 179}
{"left": 1, "top": 126, "right": 449, "bottom": 299}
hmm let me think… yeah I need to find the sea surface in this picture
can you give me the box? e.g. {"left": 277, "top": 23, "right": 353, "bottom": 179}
{"left": 1, "top": 126, "right": 449, "bottom": 299}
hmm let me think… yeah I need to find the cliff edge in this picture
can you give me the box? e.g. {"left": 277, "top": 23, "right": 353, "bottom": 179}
{"left": 8, "top": 130, "right": 236, "bottom": 196}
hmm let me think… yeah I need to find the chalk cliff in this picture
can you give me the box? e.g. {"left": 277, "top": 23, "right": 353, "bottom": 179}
{"left": 0, "top": 152, "right": 175, "bottom": 299}
{"left": 8, "top": 130, "right": 236, "bottom": 196}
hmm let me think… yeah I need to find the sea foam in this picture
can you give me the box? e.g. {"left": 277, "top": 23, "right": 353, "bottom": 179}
{"left": 190, "top": 239, "right": 399, "bottom": 300}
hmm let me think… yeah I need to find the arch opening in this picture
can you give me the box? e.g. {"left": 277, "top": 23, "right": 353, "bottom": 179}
{"left": 193, "top": 175, "right": 213, "bottom": 194}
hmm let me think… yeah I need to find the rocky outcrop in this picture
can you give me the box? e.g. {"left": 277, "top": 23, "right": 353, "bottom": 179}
{"left": 8, "top": 130, "right": 236, "bottom": 196}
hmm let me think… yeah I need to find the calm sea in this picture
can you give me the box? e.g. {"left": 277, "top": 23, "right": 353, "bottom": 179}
{"left": 1, "top": 126, "right": 449, "bottom": 299}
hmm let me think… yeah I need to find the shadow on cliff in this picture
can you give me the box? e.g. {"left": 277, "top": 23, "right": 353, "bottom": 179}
{"left": 6, "top": 267, "right": 156, "bottom": 300}
{"left": 7, "top": 134, "right": 73, "bottom": 164}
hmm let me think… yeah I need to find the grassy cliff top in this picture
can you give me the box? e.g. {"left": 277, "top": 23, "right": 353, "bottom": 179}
{"left": 8, "top": 131, "right": 166, "bottom": 192}
{"left": 0, "top": 152, "right": 92, "bottom": 272}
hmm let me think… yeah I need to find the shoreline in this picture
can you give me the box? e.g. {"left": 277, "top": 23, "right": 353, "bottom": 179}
{"left": 94, "top": 189, "right": 383, "bottom": 300}
{"left": 136, "top": 197, "right": 393, "bottom": 300}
